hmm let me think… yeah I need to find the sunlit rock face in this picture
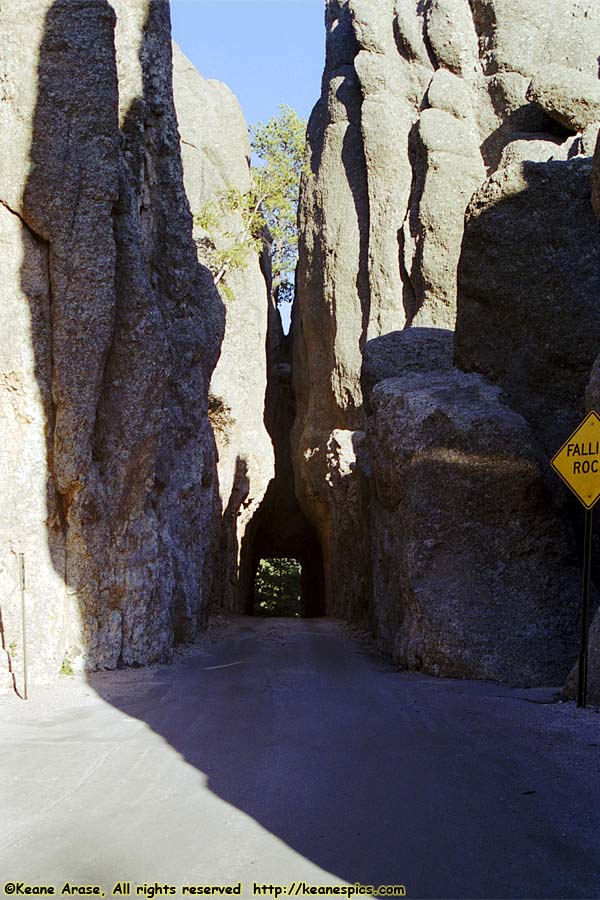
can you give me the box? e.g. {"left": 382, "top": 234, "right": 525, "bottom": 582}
{"left": 0, "top": 0, "right": 224, "bottom": 683}
{"left": 292, "top": 0, "right": 599, "bottom": 680}
{"left": 172, "top": 45, "right": 274, "bottom": 615}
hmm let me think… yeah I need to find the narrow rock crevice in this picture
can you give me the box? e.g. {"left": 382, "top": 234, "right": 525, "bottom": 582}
{"left": 239, "top": 297, "right": 326, "bottom": 618}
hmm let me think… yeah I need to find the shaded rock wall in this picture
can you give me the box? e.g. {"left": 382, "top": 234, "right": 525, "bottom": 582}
{"left": 452, "top": 8, "right": 600, "bottom": 701}
{"left": 368, "top": 371, "right": 580, "bottom": 685}
{"left": 455, "top": 158, "right": 600, "bottom": 464}
{"left": 0, "top": 0, "right": 224, "bottom": 684}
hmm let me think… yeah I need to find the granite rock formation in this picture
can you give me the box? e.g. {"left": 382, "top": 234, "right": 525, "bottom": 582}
{"left": 172, "top": 45, "right": 274, "bottom": 614}
{"left": 455, "top": 157, "right": 600, "bottom": 460}
{"left": 0, "top": 0, "right": 224, "bottom": 684}
{"left": 292, "top": 0, "right": 599, "bottom": 686}
{"left": 2, "top": 0, "right": 600, "bottom": 699}
{"left": 237, "top": 294, "right": 326, "bottom": 618}
{"left": 361, "top": 328, "right": 454, "bottom": 411}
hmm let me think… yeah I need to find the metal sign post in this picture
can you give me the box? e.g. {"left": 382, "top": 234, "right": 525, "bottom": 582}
{"left": 578, "top": 508, "right": 593, "bottom": 708}
{"left": 19, "top": 552, "right": 28, "bottom": 701}
{"left": 551, "top": 410, "right": 600, "bottom": 709}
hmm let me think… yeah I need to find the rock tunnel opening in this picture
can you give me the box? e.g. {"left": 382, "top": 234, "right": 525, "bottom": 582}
{"left": 241, "top": 503, "right": 326, "bottom": 618}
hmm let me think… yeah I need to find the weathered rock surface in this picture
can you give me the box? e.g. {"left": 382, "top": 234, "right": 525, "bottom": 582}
{"left": 0, "top": 0, "right": 225, "bottom": 684}
{"left": 291, "top": 2, "right": 371, "bottom": 617}
{"left": 172, "top": 45, "right": 274, "bottom": 614}
{"left": 452, "top": 150, "right": 600, "bottom": 703}
{"left": 586, "top": 356, "right": 600, "bottom": 413}
{"left": 405, "top": 106, "right": 485, "bottom": 328}
{"left": 468, "top": 0, "right": 600, "bottom": 79}
{"left": 367, "top": 371, "right": 580, "bottom": 684}
{"left": 455, "top": 158, "right": 600, "bottom": 460}
{"left": 361, "top": 328, "right": 454, "bottom": 408}
{"left": 527, "top": 65, "right": 600, "bottom": 133}
{"left": 568, "top": 613, "right": 600, "bottom": 706}
{"left": 592, "top": 131, "right": 600, "bottom": 218}
{"left": 3, "top": 0, "right": 599, "bottom": 699}
{"left": 0, "top": 202, "right": 68, "bottom": 686}
{"left": 448, "top": 21, "right": 600, "bottom": 700}
{"left": 293, "top": 0, "right": 600, "bottom": 629}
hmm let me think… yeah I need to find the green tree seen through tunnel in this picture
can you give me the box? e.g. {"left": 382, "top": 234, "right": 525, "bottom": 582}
{"left": 254, "top": 558, "right": 301, "bottom": 617}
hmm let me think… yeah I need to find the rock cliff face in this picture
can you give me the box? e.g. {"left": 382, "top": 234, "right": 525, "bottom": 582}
{"left": 455, "top": 158, "right": 600, "bottom": 462}
{"left": 172, "top": 45, "right": 274, "bottom": 614}
{"left": 0, "top": 0, "right": 225, "bottom": 684}
{"left": 292, "top": 0, "right": 598, "bottom": 685}
{"left": 2, "top": 0, "right": 599, "bottom": 698}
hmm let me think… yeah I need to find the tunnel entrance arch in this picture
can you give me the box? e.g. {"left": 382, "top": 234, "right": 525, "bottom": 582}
{"left": 241, "top": 492, "right": 325, "bottom": 618}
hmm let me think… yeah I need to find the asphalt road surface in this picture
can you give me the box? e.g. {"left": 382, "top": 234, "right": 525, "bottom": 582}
{"left": 1, "top": 617, "right": 599, "bottom": 900}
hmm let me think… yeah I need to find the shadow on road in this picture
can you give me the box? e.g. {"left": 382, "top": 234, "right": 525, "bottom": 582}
{"left": 85, "top": 617, "right": 600, "bottom": 900}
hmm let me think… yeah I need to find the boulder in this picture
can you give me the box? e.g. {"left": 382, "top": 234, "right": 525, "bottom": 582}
{"left": 362, "top": 328, "right": 454, "bottom": 405}
{"left": 367, "top": 370, "right": 580, "bottom": 684}
{"left": 498, "top": 134, "right": 569, "bottom": 167}
{"left": 469, "top": 0, "right": 600, "bottom": 79}
{"left": 527, "top": 65, "right": 600, "bottom": 133}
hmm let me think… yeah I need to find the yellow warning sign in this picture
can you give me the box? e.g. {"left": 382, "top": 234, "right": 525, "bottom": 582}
{"left": 551, "top": 410, "right": 600, "bottom": 508}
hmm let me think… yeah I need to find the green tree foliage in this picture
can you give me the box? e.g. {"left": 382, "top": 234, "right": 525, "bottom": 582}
{"left": 251, "top": 105, "right": 306, "bottom": 305}
{"left": 195, "top": 105, "right": 306, "bottom": 304}
{"left": 254, "top": 557, "right": 302, "bottom": 617}
{"left": 195, "top": 187, "right": 265, "bottom": 300}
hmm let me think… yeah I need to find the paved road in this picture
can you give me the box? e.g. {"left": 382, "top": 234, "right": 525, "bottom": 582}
{"left": 1, "top": 617, "right": 599, "bottom": 899}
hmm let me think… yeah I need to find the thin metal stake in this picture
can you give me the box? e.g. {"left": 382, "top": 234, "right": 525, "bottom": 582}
{"left": 577, "top": 508, "right": 593, "bottom": 709}
{"left": 19, "top": 552, "right": 28, "bottom": 701}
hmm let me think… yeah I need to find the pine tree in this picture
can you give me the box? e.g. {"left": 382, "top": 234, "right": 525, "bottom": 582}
{"left": 195, "top": 105, "right": 307, "bottom": 304}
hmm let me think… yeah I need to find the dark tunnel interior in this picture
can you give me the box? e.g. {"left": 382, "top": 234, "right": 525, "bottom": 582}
{"left": 243, "top": 504, "right": 325, "bottom": 617}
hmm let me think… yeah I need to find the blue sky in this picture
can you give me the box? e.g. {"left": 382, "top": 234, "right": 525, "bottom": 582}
{"left": 170, "top": 0, "right": 326, "bottom": 126}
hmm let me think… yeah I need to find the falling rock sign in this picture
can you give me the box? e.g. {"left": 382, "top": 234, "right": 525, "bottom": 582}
{"left": 551, "top": 411, "right": 600, "bottom": 509}
{"left": 551, "top": 410, "right": 600, "bottom": 709}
